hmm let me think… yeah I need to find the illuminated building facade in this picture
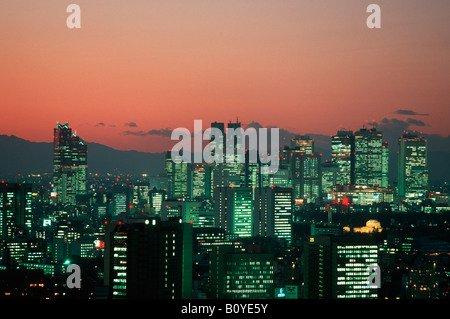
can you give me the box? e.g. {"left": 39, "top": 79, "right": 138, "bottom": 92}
{"left": 331, "top": 130, "right": 355, "bottom": 186}
{"left": 290, "top": 152, "right": 322, "bottom": 202}
{"left": 209, "top": 245, "right": 274, "bottom": 299}
{"left": 214, "top": 187, "right": 253, "bottom": 238}
{"left": 321, "top": 162, "right": 339, "bottom": 194}
{"left": 254, "top": 187, "right": 294, "bottom": 244}
{"left": 335, "top": 242, "right": 379, "bottom": 299}
{"left": 398, "top": 133, "right": 429, "bottom": 197}
{"left": 161, "top": 199, "right": 200, "bottom": 226}
{"left": 304, "top": 235, "right": 379, "bottom": 299}
{"left": 165, "top": 151, "right": 188, "bottom": 200}
{"left": 290, "top": 135, "right": 314, "bottom": 155}
{"left": 188, "top": 163, "right": 212, "bottom": 200}
{"left": 52, "top": 121, "right": 87, "bottom": 206}
{"left": 104, "top": 217, "right": 193, "bottom": 299}
{"left": 150, "top": 189, "right": 166, "bottom": 215}
{"left": 0, "top": 182, "right": 33, "bottom": 239}
{"left": 354, "top": 128, "right": 384, "bottom": 187}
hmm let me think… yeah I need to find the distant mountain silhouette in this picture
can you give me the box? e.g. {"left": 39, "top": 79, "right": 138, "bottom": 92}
{"left": 0, "top": 132, "right": 448, "bottom": 183}
{"left": 0, "top": 135, "right": 166, "bottom": 176}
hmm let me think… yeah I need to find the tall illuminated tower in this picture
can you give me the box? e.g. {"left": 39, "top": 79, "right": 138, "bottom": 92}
{"left": 254, "top": 187, "right": 294, "bottom": 245}
{"left": 214, "top": 187, "right": 253, "bottom": 238}
{"left": 331, "top": 130, "right": 355, "bottom": 186}
{"left": 354, "top": 128, "right": 383, "bottom": 187}
{"left": 290, "top": 135, "right": 314, "bottom": 154}
{"left": 209, "top": 244, "right": 274, "bottom": 299}
{"left": 52, "top": 121, "right": 87, "bottom": 206}
{"left": 165, "top": 150, "right": 188, "bottom": 199}
{"left": 304, "top": 235, "right": 379, "bottom": 299}
{"left": 398, "top": 133, "right": 429, "bottom": 196}
{"left": 0, "top": 182, "right": 33, "bottom": 239}
{"left": 104, "top": 217, "right": 193, "bottom": 299}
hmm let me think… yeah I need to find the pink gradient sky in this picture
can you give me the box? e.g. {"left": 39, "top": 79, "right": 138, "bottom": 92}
{"left": 0, "top": 0, "right": 449, "bottom": 152}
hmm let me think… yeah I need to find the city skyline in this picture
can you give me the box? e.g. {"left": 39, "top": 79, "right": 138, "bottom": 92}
{"left": 0, "top": 1, "right": 449, "bottom": 153}
{"left": 0, "top": 0, "right": 449, "bottom": 304}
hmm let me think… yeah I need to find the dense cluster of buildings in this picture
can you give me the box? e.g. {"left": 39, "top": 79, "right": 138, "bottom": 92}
{"left": 0, "top": 121, "right": 449, "bottom": 299}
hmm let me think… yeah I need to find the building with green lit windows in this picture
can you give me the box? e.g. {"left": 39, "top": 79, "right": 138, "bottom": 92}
{"left": 354, "top": 128, "right": 386, "bottom": 188}
{"left": 214, "top": 187, "right": 253, "bottom": 238}
{"left": 0, "top": 182, "right": 33, "bottom": 239}
{"left": 209, "top": 245, "right": 274, "bottom": 299}
{"left": 165, "top": 151, "right": 188, "bottom": 200}
{"left": 304, "top": 235, "right": 379, "bottom": 299}
{"left": 398, "top": 133, "right": 429, "bottom": 197}
{"left": 331, "top": 130, "right": 355, "bottom": 186}
{"left": 254, "top": 187, "right": 294, "bottom": 245}
{"left": 52, "top": 121, "right": 87, "bottom": 206}
{"left": 104, "top": 217, "right": 193, "bottom": 299}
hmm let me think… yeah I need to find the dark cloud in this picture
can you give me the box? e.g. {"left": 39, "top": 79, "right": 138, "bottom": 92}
{"left": 123, "top": 128, "right": 172, "bottom": 137}
{"left": 394, "top": 109, "right": 429, "bottom": 116}
{"left": 377, "top": 118, "right": 427, "bottom": 131}
{"left": 96, "top": 122, "right": 105, "bottom": 127}
{"left": 125, "top": 122, "right": 138, "bottom": 127}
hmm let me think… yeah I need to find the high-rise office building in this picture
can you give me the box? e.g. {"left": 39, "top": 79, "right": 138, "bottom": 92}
{"left": 188, "top": 163, "right": 212, "bottom": 200}
{"left": 254, "top": 187, "right": 294, "bottom": 244}
{"left": 210, "top": 121, "right": 244, "bottom": 189}
{"left": 132, "top": 183, "right": 150, "bottom": 207}
{"left": 104, "top": 217, "right": 193, "bottom": 299}
{"left": 52, "top": 121, "right": 87, "bottom": 206}
{"left": 303, "top": 235, "right": 379, "bottom": 299}
{"left": 291, "top": 152, "right": 322, "bottom": 202}
{"left": 354, "top": 128, "right": 385, "bottom": 187}
{"left": 161, "top": 199, "right": 200, "bottom": 226}
{"left": 111, "top": 185, "right": 132, "bottom": 218}
{"left": 331, "top": 130, "right": 355, "bottom": 185}
{"left": 214, "top": 187, "right": 253, "bottom": 238}
{"left": 321, "top": 162, "right": 339, "bottom": 195}
{"left": 382, "top": 142, "right": 389, "bottom": 188}
{"left": 290, "top": 135, "right": 314, "bottom": 155}
{"left": 398, "top": 133, "right": 429, "bottom": 196}
{"left": 150, "top": 188, "right": 166, "bottom": 216}
{"left": 165, "top": 151, "right": 188, "bottom": 199}
{"left": 209, "top": 244, "right": 274, "bottom": 299}
{"left": 0, "top": 182, "right": 33, "bottom": 239}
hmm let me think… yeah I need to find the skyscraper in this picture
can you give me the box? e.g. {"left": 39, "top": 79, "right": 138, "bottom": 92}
{"left": 331, "top": 130, "right": 355, "bottom": 185}
{"left": 254, "top": 187, "right": 294, "bottom": 245}
{"left": 321, "top": 161, "right": 339, "bottom": 195}
{"left": 382, "top": 141, "right": 389, "bottom": 188}
{"left": 188, "top": 162, "right": 212, "bottom": 200}
{"left": 104, "top": 217, "right": 193, "bottom": 299}
{"left": 398, "top": 133, "right": 429, "bottom": 196}
{"left": 214, "top": 187, "right": 253, "bottom": 238}
{"left": 303, "top": 235, "right": 379, "bottom": 299}
{"left": 0, "top": 182, "right": 33, "bottom": 239}
{"left": 210, "top": 121, "right": 244, "bottom": 189}
{"left": 165, "top": 151, "right": 188, "bottom": 199}
{"left": 209, "top": 244, "right": 274, "bottom": 299}
{"left": 290, "top": 135, "right": 314, "bottom": 155}
{"left": 354, "top": 128, "right": 384, "bottom": 187}
{"left": 291, "top": 152, "right": 322, "bottom": 202}
{"left": 52, "top": 121, "right": 87, "bottom": 206}
{"left": 111, "top": 185, "right": 132, "bottom": 217}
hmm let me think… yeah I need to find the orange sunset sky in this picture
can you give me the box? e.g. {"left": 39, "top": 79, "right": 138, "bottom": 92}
{"left": 0, "top": 0, "right": 449, "bottom": 153}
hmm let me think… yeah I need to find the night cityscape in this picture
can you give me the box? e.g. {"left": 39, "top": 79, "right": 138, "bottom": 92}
{"left": 0, "top": 0, "right": 449, "bottom": 313}
{"left": 0, "top": 120, "right": 449, "bottom": 303}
